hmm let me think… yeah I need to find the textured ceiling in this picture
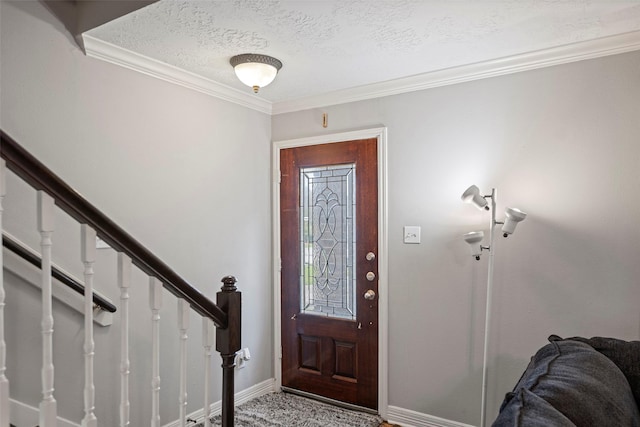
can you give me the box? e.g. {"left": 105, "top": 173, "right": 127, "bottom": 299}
{"left": 86, "top": 0, "right": 640, "bottom": 105}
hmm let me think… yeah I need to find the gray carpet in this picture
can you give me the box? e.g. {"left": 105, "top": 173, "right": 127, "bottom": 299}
{"left": 200, "top": 392, "right": 384, "bottom": 426}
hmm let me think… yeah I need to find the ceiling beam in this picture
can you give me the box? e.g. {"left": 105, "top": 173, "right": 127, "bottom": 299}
{"left": 76, "top": 0, "right": 160, "bottom": 35}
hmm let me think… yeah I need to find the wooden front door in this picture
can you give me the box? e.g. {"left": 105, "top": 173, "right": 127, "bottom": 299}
{"left": 280, "top": 138, "right": 378, "bottom": 410}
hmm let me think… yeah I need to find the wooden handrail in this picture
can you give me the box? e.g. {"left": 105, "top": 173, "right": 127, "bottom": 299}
{"left": 2, "top": 233, "right": 117, "bottom": 313}
{"left": 0, "top": 130, "right": 228, "bottom": 328}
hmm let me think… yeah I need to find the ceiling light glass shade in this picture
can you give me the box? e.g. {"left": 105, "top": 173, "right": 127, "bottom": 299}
{"left": 463, "top": 231, "right": 485, "bottom": 259}
{"left": 230, "top": 54, "right": 283, "bottom": 93}
{"left": 502, "top": 207, "right": 527, "bottom": 237}
{"left": 461, "top": 185, "right": 489, "bottom": 210}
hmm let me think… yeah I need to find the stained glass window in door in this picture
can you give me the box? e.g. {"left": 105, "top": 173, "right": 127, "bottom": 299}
{"left": 299, "top": 164, "right": 356, "bottom": 320}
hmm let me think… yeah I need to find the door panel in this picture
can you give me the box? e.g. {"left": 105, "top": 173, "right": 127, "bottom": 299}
{"left": 280, "top": 138, "right": 378, "bottom": 410}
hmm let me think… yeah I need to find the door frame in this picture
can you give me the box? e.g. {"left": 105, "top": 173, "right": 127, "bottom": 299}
{"left": 272, "top": 127, "right": 388, "bottom": 417}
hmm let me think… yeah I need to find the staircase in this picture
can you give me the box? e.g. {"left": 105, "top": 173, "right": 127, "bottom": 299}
{"left": 0, "top": 130, "right": 241, "bottom": 427}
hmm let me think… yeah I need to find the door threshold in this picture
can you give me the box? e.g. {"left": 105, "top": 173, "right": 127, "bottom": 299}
{"left": 281, "top": 386, "right": 379, "bottom": 415}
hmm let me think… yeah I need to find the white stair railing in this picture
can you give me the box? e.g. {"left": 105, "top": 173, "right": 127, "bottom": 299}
{"left": 178, "top": 299, "right": 190, "bottom": 427}
{"left": 202, "top": 318, "right": 215, "bottom": 427}
{"left": 1, "top": 131, "right": 241, "bottom": 427}
{"left": 118, "top": 253, "right": 132, "bottom": 427}
{"left": 81, "top": 225, "right": 98, "bottom": 427}
{"left": 37, "top": 191, "right": 57, "bottom": 427}
{"left": 149, "top": 277, "right": 162, "bottom": 427}
{"left": 0, "top": 160, "right": 9, "bottom": 427}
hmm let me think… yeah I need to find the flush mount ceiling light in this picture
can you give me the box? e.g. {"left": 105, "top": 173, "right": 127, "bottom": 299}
{"left": 230, "top": 53, "right": 282, "bottom": 93}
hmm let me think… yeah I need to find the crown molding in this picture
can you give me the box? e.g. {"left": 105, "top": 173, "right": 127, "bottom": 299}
{"left": 82, "top": 34, "right": 273, "bottom": 114}
{"left": 82, "top": 31, "right": 640, "bottom": 116}
{"left": 272, "top": 30, "right": 640, "bottom": 115}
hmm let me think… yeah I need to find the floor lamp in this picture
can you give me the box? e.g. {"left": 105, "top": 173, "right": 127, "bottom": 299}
{"left": 461, "top": 185, "right": 527, "bottom": 427}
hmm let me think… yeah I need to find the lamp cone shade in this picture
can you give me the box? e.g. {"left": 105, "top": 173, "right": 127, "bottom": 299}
{"left": 502, "top": 207, "right": 527, "bottom": 236}
{"left": 461, "top": 185, "right": 489, "bottom": 210}
{"left": 463, "top": 231, "right": 485, "bottom": 258}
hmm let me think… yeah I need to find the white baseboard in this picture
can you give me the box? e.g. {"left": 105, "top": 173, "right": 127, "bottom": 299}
{"left": 10, "top": 398, "right": 80, "bottom": 427}
{"left": 162, "top": 378, "right": 277, "bottom": 427}
{"left": 386, "top": 405, "right": 476, "bottom": 427}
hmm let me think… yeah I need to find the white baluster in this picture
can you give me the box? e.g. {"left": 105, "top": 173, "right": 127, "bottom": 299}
{"left": 178, "top": 299, "right": 190, "bottom": 427}
{"left": 117, "top": 253, "right": 132, "bottom": 427}
{"left": 0, "top": 160, "right": 9, "bottom": 427}
{"left": 37, "top": 191, "right": 57, "bottom": 427}
{"left": 202, "top": 318, "right": 215, "bottom": 427}
{"left": 149, "top": 277, "right": 162, "bottom": 427}
{"left": 81, "top": 225, "right": 97, "bottom": 427}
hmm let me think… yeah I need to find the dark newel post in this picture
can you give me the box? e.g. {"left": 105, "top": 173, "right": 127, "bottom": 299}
{"left": 216, "top": 275, "right": 241, "bottom": 427}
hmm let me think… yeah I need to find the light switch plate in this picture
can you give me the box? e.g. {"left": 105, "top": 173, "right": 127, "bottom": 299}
{"left": 403, "top": 226, "right": 421, "bottom": 244}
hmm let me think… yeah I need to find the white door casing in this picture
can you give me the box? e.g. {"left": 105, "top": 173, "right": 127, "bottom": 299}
{"left": 272, "top": 127, "right": 388, "bottom": 417}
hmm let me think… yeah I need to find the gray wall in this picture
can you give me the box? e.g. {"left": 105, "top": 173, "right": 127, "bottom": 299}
{"left": 3, "top": 0, "right": 640, "bottom": 426}
{"left": 1, "top": 1, "right": 272, "bottom": 425}
{"left": 272, "top": 51, "right": 640, "bottom": 424}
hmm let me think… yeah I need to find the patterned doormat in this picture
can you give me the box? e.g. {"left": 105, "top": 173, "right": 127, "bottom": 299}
{"left": 199, "top": 391, "right": 387, "bottom": 426}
